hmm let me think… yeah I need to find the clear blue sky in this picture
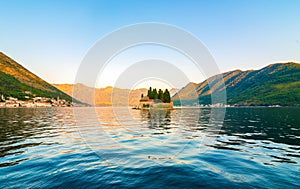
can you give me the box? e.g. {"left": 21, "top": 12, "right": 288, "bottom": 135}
{"left": 0, "top": 0, "right": 299, "bottom": 86}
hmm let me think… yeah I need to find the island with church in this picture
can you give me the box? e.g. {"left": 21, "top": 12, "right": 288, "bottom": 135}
{"left": 134, "top": 87, "right": 174, "bottom": 110}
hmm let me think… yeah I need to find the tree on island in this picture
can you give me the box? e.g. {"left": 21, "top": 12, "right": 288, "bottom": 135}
{"left": 146, "top": 87, "right": 171, "bottom": 103}
{"left": 158, "top": 89, "right": 163, "bottom": 101}
{"left": 163, "top": 89, "right": 171, "bottom": 103}
{"left": 153, "top": 88, "right": 158, "bottom": 99}
{"left": 147, "top": 87, "right": 152, "bottom": 98}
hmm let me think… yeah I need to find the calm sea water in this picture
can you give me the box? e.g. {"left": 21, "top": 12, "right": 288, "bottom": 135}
{"left": 0, "top": 107, "right": 299, "bottom": 188}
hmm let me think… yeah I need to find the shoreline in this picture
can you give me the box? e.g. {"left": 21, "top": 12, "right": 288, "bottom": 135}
{"left": 1, "top": 105, "right": 299, "bottom": 109}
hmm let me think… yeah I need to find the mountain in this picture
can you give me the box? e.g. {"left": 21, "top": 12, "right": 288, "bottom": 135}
{"left": 169, "top": 88, "right": 179, "bottom": 97}
{"left": 173, "top": 63, "right": 300, "bottom": 106}
{"left": 53, "top": 83, "right": 148, "bottom": 106}
{"left": 0, "top": 52, "right": 72, "bottom": 102}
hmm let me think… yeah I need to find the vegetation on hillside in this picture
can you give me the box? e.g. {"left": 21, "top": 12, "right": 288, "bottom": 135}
{"left": 173, "top": 63, "right": 300, "bottom": 106}
{"left": 2, "top": 51, "right": 298, "bottom": 106}
{"left": 0, "top": 52, "right": 73, "bottom": 102}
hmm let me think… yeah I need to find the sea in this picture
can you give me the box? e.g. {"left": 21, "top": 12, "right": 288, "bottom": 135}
{"left": 0, "top": 107, "right": 299, "bottom": 188}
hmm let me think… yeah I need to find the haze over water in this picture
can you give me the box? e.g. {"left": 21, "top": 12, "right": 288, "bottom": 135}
{"left": 0, "top": 107, "right": 299, "bottom": 188}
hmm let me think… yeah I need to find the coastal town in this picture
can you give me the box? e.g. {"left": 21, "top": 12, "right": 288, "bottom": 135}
{"left": 0, "top": 94, "right": 72, "bottom": 108}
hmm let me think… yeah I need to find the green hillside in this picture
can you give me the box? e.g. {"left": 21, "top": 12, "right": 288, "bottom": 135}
{"left": 0, "top": 52, "right": 72, "bottom": 101}
{"left": 173, "top": 63, "right": 300, "bottom": 106}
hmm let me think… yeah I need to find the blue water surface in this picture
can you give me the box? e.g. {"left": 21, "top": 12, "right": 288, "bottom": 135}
{"left": 0, "top": 107, "right": 299, "bottom": 188}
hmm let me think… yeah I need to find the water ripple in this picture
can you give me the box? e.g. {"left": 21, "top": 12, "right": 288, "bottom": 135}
{"left": 0, "top": 107, "right": 299, "bottom": 188}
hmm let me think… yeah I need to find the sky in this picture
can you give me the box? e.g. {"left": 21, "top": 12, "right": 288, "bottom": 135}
{"left": 0, "top": 0, "right": 299, "bottom": 88}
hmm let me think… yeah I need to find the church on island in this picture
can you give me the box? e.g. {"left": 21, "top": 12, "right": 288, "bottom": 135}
{"left": 135, "top": 87, "right": 173, "bottom": 110}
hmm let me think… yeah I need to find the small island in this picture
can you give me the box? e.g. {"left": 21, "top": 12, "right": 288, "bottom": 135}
{"left": 134, "top": 87, "right": 173, "bottom": 110}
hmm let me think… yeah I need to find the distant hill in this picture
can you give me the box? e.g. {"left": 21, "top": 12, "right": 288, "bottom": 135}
{"left": 0, "top": 52, "right": 73, "bottom": 102}
{"left": 3, "top": 51, "right": 298, "bottom": 106}
{"left": 53, "top": 83, "right": 148, "bottom": 106}
{"left": 173, "top": 63, "right": 300, "bottom": 106}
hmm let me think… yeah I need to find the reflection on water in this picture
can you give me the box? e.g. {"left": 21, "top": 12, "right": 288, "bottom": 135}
{"left": 0, "top": 107, "right": 299, "bottom": 188}
{"left": 0, "top": 108, "right": 77, "bottom": 168}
